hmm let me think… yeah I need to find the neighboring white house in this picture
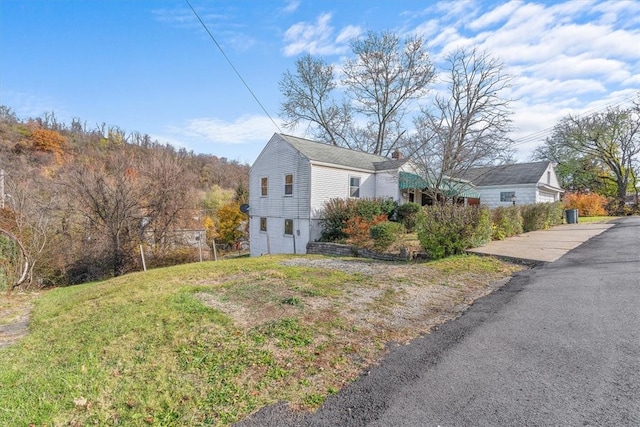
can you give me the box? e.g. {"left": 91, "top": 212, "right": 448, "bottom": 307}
{"left": 249, "top": 133, "right": 423, "bottom": 256}
{"left": 458, "top": 161, "right": 564, "bottom": 208}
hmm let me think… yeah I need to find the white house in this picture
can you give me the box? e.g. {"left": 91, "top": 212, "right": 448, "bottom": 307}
{"left": 249, "top": 134, "right": 560, "bottom": 256}
{"left": 249, "top": 133, "right": 423, "bottom": 256}
{"left": 458, "top": 161, "right": 564, "bottom": 208}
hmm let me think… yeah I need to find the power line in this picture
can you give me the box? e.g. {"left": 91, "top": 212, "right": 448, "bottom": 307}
{"left": 184, "top": 0, "right": 282, "bottom": 133}
{"left": 511, "top": 94, "right": 638, "bottom": 147}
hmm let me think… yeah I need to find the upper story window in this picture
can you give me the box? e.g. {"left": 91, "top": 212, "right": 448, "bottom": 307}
{"left": 547, "top": 171, "right": 551, "bottom": 184}
{"left": 261, "top": 177, "right": 268, "bottom": 196}
{"left": 284, "top": 174, "right": 293, "bottom": 196}
{"left": 350, "top": 176, "right": 361, "bottom": 198}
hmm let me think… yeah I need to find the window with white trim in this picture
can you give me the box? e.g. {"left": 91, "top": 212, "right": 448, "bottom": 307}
{"left": 349, "top": 176, "right": 361, "bottom": 198}
{"left": 284, "top": 219, "right": 294, "bottom": 235}
{"left": 261, "top": 177, "right": 268, "bottom": 196}
{"left": 284, "top": 174, "right": 293, "bottom": 196}
{"left": 259, "top": 217, "right": 267, "bottom": 232}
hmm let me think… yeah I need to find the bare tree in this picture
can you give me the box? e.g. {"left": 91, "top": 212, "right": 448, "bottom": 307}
{"left": 65, "top": 149, "right": 148, "bottom": 276}
{"left": 3, "top": 170, "right": 60, "bottom": 286}
{"left": 343, "top": 31, "right": 435, "bottom": 156}
{"left": 279, "top": 54, "right": 352, "bottom": 147}
{"left": 141, "top": 147, "right": 199, "bottom": 253}
{"left": 279, "top": 31, "right": 435, "bottom": 156}
{"left": 410, "top": 47, "right": 514, "bottom": 201}
{"left": 542, "top": 99, "right": 640, "bottom": 212}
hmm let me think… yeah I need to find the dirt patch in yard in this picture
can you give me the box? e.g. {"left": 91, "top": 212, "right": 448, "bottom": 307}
{"left": 195, "top": 256, "right": 523, "bottom": 409}
{"left": 200, "top": 257, "right": 516, "bottom": 344}
{"left": 0, "top": 292, "right": 39, "bottom": 349}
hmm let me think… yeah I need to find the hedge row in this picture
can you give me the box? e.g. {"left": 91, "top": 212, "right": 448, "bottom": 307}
{"left": 416, "top": 205, "right": 492, "bottom": 259}
{"left": 416, "top": 202, "right": 564, "bottom": 259}
{"left": 319, "top": 198, "right": 565, "bottom": 260}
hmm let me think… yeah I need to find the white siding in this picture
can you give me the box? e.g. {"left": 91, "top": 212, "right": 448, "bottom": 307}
{"left": 375, "top": 170, "right": 401, "bottom": 200}
{"left": 249, "top": 134, "right": 312, "bottom": 256}
{"left": 544, "top": 164, "right": 561, "bottom": 188}
{"left": 477, "top": 185, "right": 537, "bottom": 208}
{"left": 309, "top": 165, "right": 377, "bottom": 218}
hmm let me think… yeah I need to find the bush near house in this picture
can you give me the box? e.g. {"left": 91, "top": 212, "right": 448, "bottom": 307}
{"left": 563, "top": 192, "right": 608, "bottom": 217}
{"left": 416, "top": 205, "right": 492, "bottom": 260}
{"left": 319, "top": 199, "right": 568, "bottom": 260}
{"left": 370, "top": 221, "right": 406, "bottom": 251}
{"left": 344, "top": 214, "right": 388, "bottom": 247}
{"left": 520, "top": 201, "right": 564, "bottom": 232}
{"left": 492, "top": 206, "right": 523, "bottom": 240}
{"left": 395, "top": 202, "right": 421, "bottom": 233}
{"left": 320, "top": 198, "right": 396, "bottom": 243}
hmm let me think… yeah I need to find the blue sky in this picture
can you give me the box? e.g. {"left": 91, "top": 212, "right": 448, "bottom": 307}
{"left": 1, "top": 0, "right": 639, "bottom": 164}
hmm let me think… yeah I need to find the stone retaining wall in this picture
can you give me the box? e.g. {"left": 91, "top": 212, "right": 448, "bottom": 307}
{"left": 306, "top": 242, "right": 413, "bottom": 262}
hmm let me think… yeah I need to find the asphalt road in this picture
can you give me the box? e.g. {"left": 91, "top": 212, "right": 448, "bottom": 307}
{"left": 238, "top": 216, "right": 640, "bottom": 427}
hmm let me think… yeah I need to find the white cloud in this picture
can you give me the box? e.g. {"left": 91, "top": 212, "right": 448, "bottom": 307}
{"left": 409, "top": 0, "right": 640, "bottom": 160}
{"left": 281, "top": 0, "right": 300, "bottom": 14}
{"left": 282, "top": 13, "right": 361, "bottom": 56}
{"left": 155, "top": 115, "right": 287, "bottom": 163}
{"left": 468, "top": 1, "right": 520, "bottom": 31}
{"left": 169, "top": 115, "right": 281, "bottom": 144}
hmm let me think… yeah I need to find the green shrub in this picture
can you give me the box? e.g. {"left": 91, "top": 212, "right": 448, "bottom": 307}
{"left": 469, "top": 205, "right": 493, "bottom": 248}
{"left": 319, "top": 198, "right": 356, "bottom": 242}
{"left": 370, "top": 221, "right": 405, "bottom": 251}
{"left": 492, "top": 206, "right": 523, "bottom": 240}
{"left": 319, "top": 197, "right": 396, "bottom": 242}
{"left": 520, "top": 202, "right": 564, "bottom": 232}
{"left": 395, "top": 202, "right": 421, "bottom": 232}
{"left": 416, "top": 205, "right": 492, "bottom": 259}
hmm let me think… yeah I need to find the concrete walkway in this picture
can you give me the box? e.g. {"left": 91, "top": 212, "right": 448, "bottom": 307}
{"left": 467, "top": 221, "right": 615, "bottom": 264}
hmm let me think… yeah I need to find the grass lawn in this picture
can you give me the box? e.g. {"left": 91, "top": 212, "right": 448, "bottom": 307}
{"left": 575, "top": 215, "right": 621, "bottom": 223}
{"left": 0, "top": 254, "right": 522, "bottom": 426}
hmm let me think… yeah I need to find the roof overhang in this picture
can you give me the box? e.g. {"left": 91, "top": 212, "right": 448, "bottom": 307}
{"left": 537, "top": 183, "right": 565, "bottom": 193}
{"left": 399, "top": 172, "right": 480, "bottom": 198}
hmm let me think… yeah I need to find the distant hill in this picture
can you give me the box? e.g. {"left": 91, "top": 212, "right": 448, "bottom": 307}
{"left": 0, "top": 105, "right": 249, "bottom": 286}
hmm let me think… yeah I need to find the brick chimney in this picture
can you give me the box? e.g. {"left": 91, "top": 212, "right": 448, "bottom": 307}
{"left": 392, "top": 150, "right": 403, "bottom": 160}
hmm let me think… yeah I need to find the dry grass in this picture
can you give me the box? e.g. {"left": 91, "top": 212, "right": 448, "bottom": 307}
{"left": 0, "top": 254, "right": 523, "bottom": 425}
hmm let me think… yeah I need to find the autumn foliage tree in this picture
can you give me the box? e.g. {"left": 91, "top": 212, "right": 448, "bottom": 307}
{"left": 27, "top": 124, "right": 67, "bottom": 161}
{"left": 563, "top": 192, "right": 608, "bottom": 217}
{"left": 216, "top": 202, "right": 246, "bottom": 247}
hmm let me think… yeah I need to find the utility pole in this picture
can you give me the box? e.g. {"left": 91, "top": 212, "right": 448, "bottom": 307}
{"left": 0, "top": 169, "right": 5, "bottom": 209}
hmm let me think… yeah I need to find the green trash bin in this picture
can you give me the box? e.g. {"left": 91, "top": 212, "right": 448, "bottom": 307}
{"left": 565, "top": 209, "right": 578, "bottom": 224}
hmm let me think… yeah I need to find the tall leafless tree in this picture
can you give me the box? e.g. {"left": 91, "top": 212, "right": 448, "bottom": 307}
{"left": 279, "top": 54, "right": 353, "bottom": 148}
{"left": 344, "top": 31, "right": 435, "bottom": 156}
{"left": 279, "top": 31, "right": 435, "bottom": 156}
{"left": 141, "top": 147, "right": 199, "bottom": 252}
{"left": 65, "top": 149, "right": 148, "bottom": 276}
{"left": 410, "top": 47, "right": 514, "bottom": 201}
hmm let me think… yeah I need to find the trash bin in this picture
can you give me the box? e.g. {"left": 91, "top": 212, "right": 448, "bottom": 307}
{"left": 565, "top": 209, "right": 579, "bottom": 224}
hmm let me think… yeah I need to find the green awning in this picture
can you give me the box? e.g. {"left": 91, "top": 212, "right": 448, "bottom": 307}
{"left": 399, "top": 172, "right": 480, "bottom": 199}
{"left": 399, "top": 172, "right": 429, "bottom": 190}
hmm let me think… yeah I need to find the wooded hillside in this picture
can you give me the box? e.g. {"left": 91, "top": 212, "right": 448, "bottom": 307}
{"left": 0, "top": 106, "right": 249, "bottom": 288}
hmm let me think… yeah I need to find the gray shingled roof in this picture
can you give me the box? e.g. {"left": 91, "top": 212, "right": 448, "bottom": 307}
{"left": 278, "top": 134, "right": 407, "bottom": 171}
{"left": 458, "top": 161, "right": 551, "bottom": 186}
